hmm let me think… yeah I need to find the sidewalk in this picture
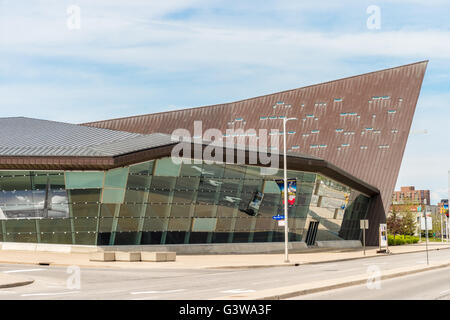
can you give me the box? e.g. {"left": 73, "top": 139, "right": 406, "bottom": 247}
{"left": 0, "top": 242, "right": 449, "bottom": 270}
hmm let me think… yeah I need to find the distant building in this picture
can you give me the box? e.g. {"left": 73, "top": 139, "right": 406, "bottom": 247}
{"left": 392, "top": 186, "right": 431, "bottom": 205}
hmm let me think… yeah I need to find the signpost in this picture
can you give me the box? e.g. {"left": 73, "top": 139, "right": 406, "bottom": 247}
{"left": 360, "top": 219, "right": 369, "bottom": 256}
{"left": 419, "top": 204, "right": 429, "bottom": 265}
{"left": 272, "top": 215, "right": 286, "bottom": 227}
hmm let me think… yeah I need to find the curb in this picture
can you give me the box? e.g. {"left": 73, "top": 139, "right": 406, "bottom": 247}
{"left": 213, "top": 261, "right": 450, "bottom": 300}
{"left": 258, "top": 262, "right": 450, "bottom": 300}
{"left": 207, "top": 245, "right": 450, "bottom": 269}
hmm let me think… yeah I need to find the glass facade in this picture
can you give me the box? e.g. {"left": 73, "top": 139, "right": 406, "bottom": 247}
{"left": 0, "top": 158, "right": 371, "bottom": 246}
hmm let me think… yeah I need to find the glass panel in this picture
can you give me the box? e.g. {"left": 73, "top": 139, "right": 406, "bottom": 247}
{"left": 73, "top": 217, "right": 97, "bottom": 232}
{"left": 74, "top": 232, "right": 96, "bottom": 245}
{"left": 154, "top": 158, "right": 181, "bottom": 177}
{"left": 98, "top": 217, "right": 114, "bottom": 233}
{"left": 143, "top": 218, "right": 168, "bottom": 231}
{"left": 101, "top": 188, "right": 125, "bottom": 204}
{"left": 168, "top": 218, "right": 191, "bottom": 231}
{"left": 119, "top": 203, "right": 143, "bottom": 217}
{"left": 5, "top": 219, "right": 36, "bottom": 233}
{"left": 192, "top": 218, "right": 217, "bottom": 232}
{"left": 40, "top": 232, "right": 72, "bottom": 244}
{"left": 129, "top": 161, "right": 154, "bottom": 175}
{"left": 170, "top": 204, "right": 191, "bottom": 218}
{"left": 104, "top": 167, "right": 129, "bottom": 189}
{"left": 65, "top": 172, "right": 104, "bottom": 189}
{"left": 116, "top": 217, "right": 139, "bottom": 232}
{"left": 0, "top": 171, "right": 32, "bottom": 191}
{"left": 146, "top": 204, "right": 170, "bottom": 218}
{"left": 5, "top": 233, "right": 38, "bottom": 243}
{"left": 99, "top": 204, "right": 116, "bottom": 217}
{"left": 38, "top": 218, "right": 71, "bottom": 233}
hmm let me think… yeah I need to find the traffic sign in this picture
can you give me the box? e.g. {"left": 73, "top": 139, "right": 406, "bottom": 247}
{"left": 360, "top": 219, "right": 369, "bottom": 229}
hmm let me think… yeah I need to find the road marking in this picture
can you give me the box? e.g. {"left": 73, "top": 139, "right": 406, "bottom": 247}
{"left": 21, "top": 291, "right": 80, "bottom": 297}
{"left": 317, "top": 264, "right": 338, "bottom": 268}
{"left": 362, "top": 263, "right": 388, "bottom": 266}
{"left": 221, "top": 289, "right": 256, "bottom": 294}
{"left": 130, "top": 289, "right": 186, "bottom": 295}
{"left": 3, "top": 268, "right": 46, "bottom": 274}
{"left": 0, "top": 291, "right": 17, "bottom": 295}
{"left": 440, "top": 289, "right": 450, "bottom": 295}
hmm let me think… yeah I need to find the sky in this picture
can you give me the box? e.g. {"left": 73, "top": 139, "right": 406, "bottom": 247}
{"left": 0, "top": 0, "right": 449, "bottom": 204}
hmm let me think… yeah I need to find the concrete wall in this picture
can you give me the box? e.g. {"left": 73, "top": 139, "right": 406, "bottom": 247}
{"left": 99, "top": 242, "right": 309, "bottom": 255}
{"left": 0, "top": 242, "right": 98, "bottom": 253}
{"left": 316, "top": 240, "right": 362, "bottom": 248}
{"left": 1, "top": 240, "right": 363, "bottom": 254}
{"left": 0, "top": 241, "right": 307, "bottom": 255}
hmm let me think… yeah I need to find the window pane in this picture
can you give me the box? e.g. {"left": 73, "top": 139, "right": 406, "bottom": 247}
{"left": 65, "top": 172, "right": 104, "bottom": 189}
{"left": 104, "top": 167, "right": 129, "bottom": 189}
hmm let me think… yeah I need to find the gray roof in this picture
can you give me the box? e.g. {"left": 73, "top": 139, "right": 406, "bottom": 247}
{"left": 0, "top": 117, "right": 322, "bottom": 161}
{"left": 0, "top": 117, "right": 177, "bottom": 157}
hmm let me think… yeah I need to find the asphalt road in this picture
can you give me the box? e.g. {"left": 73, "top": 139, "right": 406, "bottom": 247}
{"left": 290, "top": 266, "right": 450, "bottom": 300}
{"left": 1, "top": 248, "right": 450, "bottom": 300}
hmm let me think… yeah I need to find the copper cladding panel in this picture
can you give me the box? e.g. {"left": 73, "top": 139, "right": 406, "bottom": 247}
{"left": 83, "top": 62, "right": 428, "bottom": 219}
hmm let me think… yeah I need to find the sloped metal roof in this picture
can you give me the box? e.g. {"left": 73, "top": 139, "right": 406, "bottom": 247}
{"left": 0, "top": 117, "right": 177, "bottom": 157}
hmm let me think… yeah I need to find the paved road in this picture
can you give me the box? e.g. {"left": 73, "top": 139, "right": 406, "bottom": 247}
{"left": 0, "top": 248, "right": 449, "bottom": 300}
{"left": 290, "top": 266, "right": 450, "bottom": 300}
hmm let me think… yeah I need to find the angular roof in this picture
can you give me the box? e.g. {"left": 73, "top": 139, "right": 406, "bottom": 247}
{"left": 0, "top": 117, "right": 379, "bottom": 196}
{"left": 0, "top": 117, "right": 176, "bottom": 157}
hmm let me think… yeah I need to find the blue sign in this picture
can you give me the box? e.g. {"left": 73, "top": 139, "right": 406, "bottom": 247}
{"left": 272, "top": 215, "right": 285, "bottom": 221}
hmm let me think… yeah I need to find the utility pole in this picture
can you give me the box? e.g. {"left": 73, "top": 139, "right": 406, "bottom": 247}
{"left": 424, "top": 201, "right": 429, "bottom": 265}
{"left": 281, "top": 117, "right": 297, "bottom": 263}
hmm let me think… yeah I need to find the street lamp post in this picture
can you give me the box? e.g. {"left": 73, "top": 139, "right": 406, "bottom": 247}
{"left": 282, "top": 117, "right": 297, "bottom": 263}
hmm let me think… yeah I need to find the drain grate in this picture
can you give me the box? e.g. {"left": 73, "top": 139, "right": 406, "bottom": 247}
{"left": 38, "top": 262, "right": 51, "bottom": 266}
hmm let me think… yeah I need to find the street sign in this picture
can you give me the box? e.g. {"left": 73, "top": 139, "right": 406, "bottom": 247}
{"left": 272, "top": 215, "right": 285, "bottom": 221}
{"left": 379, "top": 224, "right": 387, "bottom": 247}
{"left": 278, "top": 220, "right": 286, "bottom": 227}
{"left": 360, "top": 219, "right": 369, "bottom": 230}
{"left": 420, "top": 217, "right": 432, "bottom": 230}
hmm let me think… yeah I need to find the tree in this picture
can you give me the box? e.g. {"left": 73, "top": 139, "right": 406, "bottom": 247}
{"left": 402, "top": 211, "right": 417, "bottom": 236}
{"left": 387, "top": 208, "right": 403, "bottom": 240}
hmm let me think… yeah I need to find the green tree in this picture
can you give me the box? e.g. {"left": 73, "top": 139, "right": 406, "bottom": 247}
{"left": 402, "top": 211, "right": 417, "bottom": 236}
{"left": 387, "top": 208, "right": 402, "bottom": 240}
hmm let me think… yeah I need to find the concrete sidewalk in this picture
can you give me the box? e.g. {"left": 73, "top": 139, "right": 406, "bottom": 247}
{"left": 0, "top": 242, "right": 449, "bottom": 270}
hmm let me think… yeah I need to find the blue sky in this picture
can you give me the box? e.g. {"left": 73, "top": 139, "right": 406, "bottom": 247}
{"left": 0, "top": 0, "right": 449, "bottom": 203}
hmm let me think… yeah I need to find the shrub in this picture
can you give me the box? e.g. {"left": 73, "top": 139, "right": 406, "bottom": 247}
{"left": 388, "top": 234, "right": 419, "bottom": 246}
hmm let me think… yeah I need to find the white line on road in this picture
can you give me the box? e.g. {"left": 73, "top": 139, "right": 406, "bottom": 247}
{"left": 221, "top": 289, "right": 256, "bottom": 294}
{"left": 440, "top": 289, "right": 450, "bottom": 295}
{"left": 3, "top": 269, "right": 46, "bottom": 274}
{"left": 0, "top": 291, "right": 17, "bottom": 295}
{"left": 130, "top": 289, "right": 186, "bottom": 295}
{"left": 21, "top": 291, "right": 80, "bottom": 297}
